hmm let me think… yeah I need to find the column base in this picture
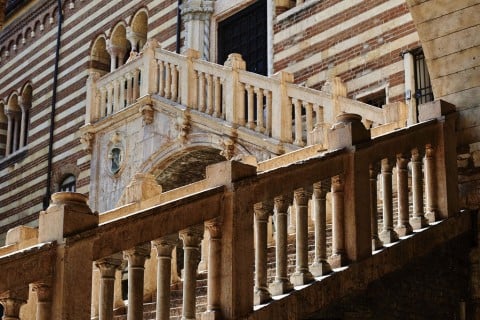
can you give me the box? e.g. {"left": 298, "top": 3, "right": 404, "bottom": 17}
{"left": 425, "top": 210, "right": 439, "bottom": 223}
{"left": 310, "top": 261, "right": 332, "bottom": 277}
{"left": 290, "top": 270, "right": 314, "bottom": 286}
{"left": 379, "top": 229, "right": 398, "bottom": 244}
{"left": 201, "top": 310, "right": 221, "bottom": 320}
{"left": 254, "top": 287, "right": 272, "bottom": 305}
{"left": 395, "top": 223, "right": 413, "bottom": 237}
{"left": 269, "top": 278, "right": 293, "bottom": 296}
{"left": 410, "top": 216, "right": 429, "bottom": 229}
{"left": 328, "top": 253, "right": 347, "bottom": 268}
{"left": 372, "top": 236, "right": 383, "bottom": 251}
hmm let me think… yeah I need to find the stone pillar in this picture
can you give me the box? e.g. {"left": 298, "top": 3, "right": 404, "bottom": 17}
{"left": 291, "top": 188, "right": 314, "bottom": 285}
{"left": 202, "top": 218, "right": 222, "bottom": 320}
{"left": 379, "top": 159, "right": 399, "bottom": 244}
{"left": 410, "top": 148, "right": 428, "bottom": 229}
{"left": 0, "top": 287, "right": 28, "bottom": 320}
{"left": 126, "top": 26, "right": 145, "bottom": 52}
{"left": 19, "top": 100, "right": 27, "bottom": 148}
{"left": 95, "top": 255, "right": 122, "bottom": 320}
{"left": 330, "top": 174, "right": 346, "bottom": 267}
{"left": 395, "top": 154, "right": 413, "bottom": 236}
{"left": 181, "top": 0, "right": 214, "bottom": 60}
{"left": 369, "top": 164, "right": 383, "bottom": 250}
{"left": 310, "top": 181, "right": 332, "bottom": 276}
{"left": 424, "top": 144, "right": 438, "bottom": 222}
{"left": 152, "top": 235, "right": 177, "bottom": 320}
{"left": 269, "top": 196, "right": 294, "bottom": 295}
{"left": 106, "top": 44, "right": 125, "bottom": 72}
{"left": 123, "top": 244, "right": 151, "bottom": 320}
{"left": 5, "top": 111, "right": 13, "bottom": 155}
{"left": 254, "top": 202, "right": 272, "bottom": 305}
{"left": 32, "top": 282, "right": 52, "bottom": 320}
{"left": 179, "top": 226, "right": 203, "bottom": 320}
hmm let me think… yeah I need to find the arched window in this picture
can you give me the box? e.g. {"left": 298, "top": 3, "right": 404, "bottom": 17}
{"left": 90, "top": 36, "right": 111, "bottom": 75}
{"left": 108, "top": 24, "right": 130, "bottom": 71}
{"left": 0, "top": 102, "right": 6, "bottom": 157}
{"left": 5, "top": 93, "right": 21, "bottom": 155}
{"left": 129, "top": 10, "right": 148, "bottom": 52}
{"left": 60, "top": 174, "right": 76, "bottom": 192}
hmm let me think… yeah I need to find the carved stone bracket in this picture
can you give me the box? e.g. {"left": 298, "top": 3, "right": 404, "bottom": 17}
{"left": 139, "top": 103, "right": 154, "bottom": 125}
{"left": 80, "top": 131, "right": 94, "bottom": 154}
{"left": 176, "top": 113, "right": 191, "bottom": 143}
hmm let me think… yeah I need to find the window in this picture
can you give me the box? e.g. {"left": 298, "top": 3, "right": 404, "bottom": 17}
{"left": 412, "top": 48, "right": 433, "bottom": 105}
{"left": 358, "top": 89, "right": 386, "bottom": 108}
{"left": 60, "top": 174, "right": 76, "bottom": 192}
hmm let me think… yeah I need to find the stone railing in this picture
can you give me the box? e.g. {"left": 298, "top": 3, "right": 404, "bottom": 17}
{"left": 0, "top": 101, "right": 455, "bottom": 319}
{"left": 85, "top": 39, "right": 407, "bottom": 147}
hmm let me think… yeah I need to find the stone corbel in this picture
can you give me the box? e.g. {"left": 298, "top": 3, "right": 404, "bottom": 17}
{"left": 220, "top": 136, "right": 236, "bottom": 160}
{"left": 138, "top": 96, "right": 154, "bottom": 125}
{"left": 80, "top": 131, "right": 94, "bottom": 154}
{"left": 176, "top": 113, "right": 191, "bottom": 143}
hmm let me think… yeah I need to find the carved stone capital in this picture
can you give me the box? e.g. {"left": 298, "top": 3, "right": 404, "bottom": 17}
{"left": 32, "top": 282, "right": 52, "bottom": 303}
{"left": 313, "top": 180, "right": 330, "bottom": 198}
{"left": 152, "top": 235, "right": 178, "bottom": 257}
{"left": 381, "top": 158, "right": 393, "bottom": 173}
{"left": 220, "top": 137, "right": 236, "bottom": 160}
{"left": 205, "top": 217, "right": 223, "bottom": 239}
{"left": 176, "top": 113, "right": 190, "bottom": 143}
{"left": 411, "top": 147, "right": 424, "bottom": 162}
{"left": 254, "top": 202, "right": 273, "bottom": 221}
{"left": 179, "top": 225, "right": 204, "bottom": 248}
{"left": 425, "top": 144, "right": 435, "bottom": 159}
{"left": 0, "top": 287, "right": 28, "bottom": 318}
{"left": 331, "top": 174, "right": 344, "bottom": 193}
{"left": 123, "top": 243, "right": 151, "bottom": 267}
{"left": 274, "top": 195, "right": 291, "bottom": 214}
{"left": 95, "top": 254, "right": 123, "bottom": 279}
{"left": 369, "top": 163, "right": 380, "bottom": 178}
{"left": 396, "top": 153, "right": 409, "bottom": 170}
{"left": 294, "top": 188, "right": 309, "bottom": 206}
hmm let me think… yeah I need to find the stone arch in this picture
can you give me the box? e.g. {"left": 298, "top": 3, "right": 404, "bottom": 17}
{"left": 128, "top": 9, "right": 148, "bottom": 52}
{"left": 15, "top": 34, "right": 22, "bottom": 49}
{"left": 90, "top": 35, "right": 110, "bottom": 75}
{"left": 50, "top": 7, "right": 58, "bottom": 24}
{"left": 42, "top": 13, "right": 49, "bottom": 29}
{"left": 33, "top": 20, "right": 41, "bottom": 37}
{"left": 25, "top": 27, "right": 32, "bottom": 41}
{"left": 5, "top": 93, "right": 21, "bottom": 154}
{"left": 7, "top": 40, "right": 14, "bottom": 56}
{"left": 52, "top": 163, "right": 81, "bottom": 192}
{"left": 108, "top": 22, "right": 131, "bottom": 69}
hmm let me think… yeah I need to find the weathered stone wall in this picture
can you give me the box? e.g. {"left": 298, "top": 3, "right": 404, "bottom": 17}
{"left": 310, "top": 233, "right": 472, "bottom": 320}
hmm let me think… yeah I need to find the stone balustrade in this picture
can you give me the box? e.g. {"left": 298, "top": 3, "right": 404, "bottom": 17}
{"left": 85, "top": 39, "right": 408, "bottom": 148}
{"left": 0, "top": 101, "right": 457, "bottom": 319}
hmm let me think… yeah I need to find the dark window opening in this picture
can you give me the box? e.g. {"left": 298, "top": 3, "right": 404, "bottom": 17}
{"left": 218, "top": 0, "right": 267, "bottom": 76}
{"left": 60, "top": 174, "right": 76, "bottom": 192}
{"left": 358, "top": 89, "right": 386, "bottom": 108}
{"left": 413, "top": 48, "right": 433, "bottom": 105}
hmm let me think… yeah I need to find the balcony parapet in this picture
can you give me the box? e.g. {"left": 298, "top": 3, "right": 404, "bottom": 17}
{"left": 85, "top": 40, "right": 408, "bottom": 150}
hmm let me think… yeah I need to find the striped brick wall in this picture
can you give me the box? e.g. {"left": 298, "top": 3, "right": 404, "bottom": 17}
{"left": 0, "top": 0, "right": 180, "bottom": 242}
{"left": 273, "top": 0, "right": 421, "bottom": 103}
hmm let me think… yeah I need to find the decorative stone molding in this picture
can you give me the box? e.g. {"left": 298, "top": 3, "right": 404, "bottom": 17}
{"left": 220, "top": 136, "right": 236, "bottom": 160}
{"left": 106, "top": 132, "right": 126, "bottom": 176}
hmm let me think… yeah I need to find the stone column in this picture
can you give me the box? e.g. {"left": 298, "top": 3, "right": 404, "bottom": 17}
{"left": 0, "top": 287, "right": 28, "bottom": 320}
{"left": 424, "top": 144, "right": 438, "bottom": 222}
{"left": 123, "top": 244, "right": 151, "bottom": 320}
{"left": 5, "top": 111, "right": 13, "bottom": 155}
{"left": 410, "top": 148, "right": 428, "bottom": 229}
{"left": 291, "top": 188, "right": 314, "bottom": 285}
{"left": 18, "top": 99, "right": 27, "bottom": 148}
{"left": 181, "top": 0, "right": 214, "bottom": 60}
{"left": 395, "top": 154, "right": 413, "bottom": 236}
{"left": 310, "top": 181, "right": 332, "bottom": 276}
{"left": 179, "top": 226, "right": 204, "bottom": 320}
{"left": 202, "top": 218, "right": 222, "bottom": 320}
{"left": 254, "top": 202, "right": 272, "bottom": 305}
{"left": 369, "top": 164, "right": 383, "bottom": 250}
{"left": 379, "top": 158, "right": 398, "bottom": 244}
{"left": 269, "top": 195, "right": 293, "bottom": 295}
{"left": 330, "top": 174, "right": 346, "bottom": 267}
{"left": 95, "top": 255, "right": 123, "bottom": 320}
{"left": 32, "top": 282, "right": 52, "bottom": 320}
{"left": 152, "top": 235, "right": 178, "bottom": 320}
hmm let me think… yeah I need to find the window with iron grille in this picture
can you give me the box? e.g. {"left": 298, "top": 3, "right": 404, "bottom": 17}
{"left": 412, "top": 48, "right": 434, "bottom": 105}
